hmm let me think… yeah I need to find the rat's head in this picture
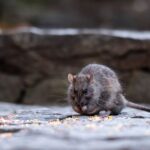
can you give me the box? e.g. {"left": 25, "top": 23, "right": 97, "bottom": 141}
{"left": 67, "top": 73, "right": 100, "bottom": 115}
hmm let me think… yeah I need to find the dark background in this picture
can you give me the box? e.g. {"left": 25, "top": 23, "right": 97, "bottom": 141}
{"left": 0, "top": 0, "right": 150, "bottom": 29}
{"left": 0, "top": 0, "right": 150, "bottom": 105}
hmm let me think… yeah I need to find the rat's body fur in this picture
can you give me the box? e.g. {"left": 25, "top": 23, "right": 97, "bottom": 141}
{"left": 67, "top": 64, "right": 150, "bottom": 115}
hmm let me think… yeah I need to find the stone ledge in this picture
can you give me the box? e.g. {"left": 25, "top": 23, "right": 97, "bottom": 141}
{"left": 3, "top": 27, "right": 150, "bottom": 40}
{"left": 0, "top": 102, "right": 150, "bottom": 150}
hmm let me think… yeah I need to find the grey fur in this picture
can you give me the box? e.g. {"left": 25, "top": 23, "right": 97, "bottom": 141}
{"left": 67, "top": 64, "right": 150, "bottom": 115}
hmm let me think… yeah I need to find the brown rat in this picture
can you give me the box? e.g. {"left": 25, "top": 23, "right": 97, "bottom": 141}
{"left": 67, "top": 64, "right": 150, "bottom": 115}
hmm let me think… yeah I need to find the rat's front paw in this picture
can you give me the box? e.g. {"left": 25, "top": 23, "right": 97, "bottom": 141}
{"left": 99, "top": 110, "right": 111, "bottom": 117}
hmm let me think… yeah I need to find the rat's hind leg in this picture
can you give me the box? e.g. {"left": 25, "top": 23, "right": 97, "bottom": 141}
{"left": 106, "top": 92, "right": 125, "bottom": 115}
{"left": 110, "top": 107, "right": 122, "bottom": 115}
{"left": 110, "top": 93, "right": 125, "bottom": 115}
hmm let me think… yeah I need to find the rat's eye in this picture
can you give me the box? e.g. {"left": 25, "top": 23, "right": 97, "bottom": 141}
{"left": 74, "top": 89, "right": 77, "bottom": 94}
{"left": 82, "top": 89, "right": 88, "bottom": 94}
{"left": 71, "top": 95, "right": 75, "bottom": 101}
{"left": 71, "top": 95, "right": 75, "bottom": 100}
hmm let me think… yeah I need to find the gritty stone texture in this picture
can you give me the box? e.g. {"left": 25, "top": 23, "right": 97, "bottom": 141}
{"left": 0, "top": 102, "right": 150, "bottom": 150}
{"left": 0, "top": 28, "right": 150, "bottom": 104}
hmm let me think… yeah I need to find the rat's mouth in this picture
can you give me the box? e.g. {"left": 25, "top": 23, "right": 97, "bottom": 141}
{"left": 81, "top": 106, "right": 100, "bottom": 115}
{"left": 72, "top": 103, "right": 100, "bottom": 115}
{"left": 86, "top": 108, "right": 100, "bottom": 115}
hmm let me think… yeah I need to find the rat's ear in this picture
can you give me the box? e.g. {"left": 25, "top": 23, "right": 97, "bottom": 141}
{"left": 86, "top": 74, "right": 93, "bottom": 82}
{"left": 68, "top": 73, "right": 73, "bottom": 83}
{"left": 68, "top": 73, "right": 76, "bottom": 83}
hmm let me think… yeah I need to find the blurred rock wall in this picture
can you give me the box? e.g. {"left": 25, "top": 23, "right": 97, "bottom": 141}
{"left": 0, "top": 28, "right": 150, "bottom": 105}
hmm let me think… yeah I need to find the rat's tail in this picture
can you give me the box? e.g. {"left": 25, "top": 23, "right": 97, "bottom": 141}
{"left": 121, "top": 95, "right": 150, "bottom": 112}
{"left": 126, "top": 101, "right": 150, "bottom": 112}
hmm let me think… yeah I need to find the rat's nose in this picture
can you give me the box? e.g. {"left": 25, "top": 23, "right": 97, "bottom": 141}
{"left": 82, "top": 106, "right": 88, "bottom": 113}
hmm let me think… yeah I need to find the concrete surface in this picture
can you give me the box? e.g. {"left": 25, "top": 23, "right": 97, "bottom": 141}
{"left": 0, "top": 102, "right": 150, "bottom": 150}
